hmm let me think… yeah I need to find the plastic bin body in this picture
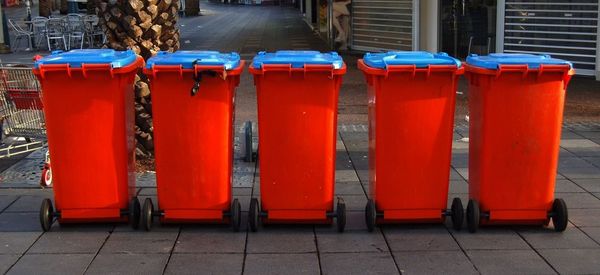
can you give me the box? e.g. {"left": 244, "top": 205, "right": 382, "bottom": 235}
{"left": 33, "top": 50, "right": 142, "bottom": 223}
{"left": 144, "top": 51, "right": 244, "bottom": 223}
{"left": 358, "top": 52, "right": 463, "bottom": 222}
{"left": 466, "top": 54, "right": 574, "bottom": 225}
{"left": 250, "top": 51, "right": 346, "bottom": 223}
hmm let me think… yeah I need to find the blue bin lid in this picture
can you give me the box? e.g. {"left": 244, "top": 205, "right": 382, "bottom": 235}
{"left": 252, "top": 51, "right": 344, "bottom": 69}
{"left": 34, "top": 49, "right": 138, "bottom": 69}
{"left": 146, "top": 51, "right": 241, "bottom": 70}
{"left": 466, "top": 53, "right": 573, "bottom": 70}
{"left": 362, "top": 51, "right": 461, "bottom": 69}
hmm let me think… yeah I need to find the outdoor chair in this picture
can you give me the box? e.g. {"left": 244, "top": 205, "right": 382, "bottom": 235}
{"left": 8, "top": 19, "right": 34, "bottom": 51}
{"left": 45, "top": 18, "right": 67, "bottom": 51}
{"left": 31, "top": 17, "right": 49, "bottom": 49}
{"left": 66, "top": 14, "right": 85, "bottom": 50}
{"left": 83, "top": 15, "right": 105, "bottom": 48}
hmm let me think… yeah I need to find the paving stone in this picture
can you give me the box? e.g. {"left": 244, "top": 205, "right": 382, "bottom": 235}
{"left": 558, "top": 166, "right": 600, "bottom": 179}
{"left": 0, "top": 232, "right": 41, "bottom": 254}
{"left": 0, "top": 254, "right": 19, "bottom": 274}
{"left": 568, "top": 147, "right": 600, "bottom": 158}
{"left": 233, "top": 187, "right": 252, "bottom": 196}
{"left": 455, "top": 168, "right": 468, "bottom": 181}
{"left": 579, "top": 227, "right": 600, "bottom": 244}
{"left": 165, "top": 253, "right": 243, "bottom": 275}
{"left": 174, "top": 228, "right": 246, "bottom": 253}
{"left": 0, "top": 212, "right": 41, "bottom": 232}
{"left": 539, "top": 248, "right": 600, "bottom": 274}
{"left": 554, "top": 179, "right": 585, "bottom": 193}
{"left": 356, "top": 169, "right": 369, "bottom": 183}
{"left": 384, "top": 225, "right": 460, "bottom": 251}
{"left": 137, "top": 188, "right": 157, "bottom": 196}
{"left": 569, "top": 209, "right": 600, "bottom": 227}
{"left": 467, "top": 249, "right": 555, "bottom": 275}
{"left": 575, "top": 131, "right": 600, "bottom": 139}
{"left": 7, "top": 253, "right": 93, "bottom": 275}
{"left": 0, "top": 189, "right": 52, "bottom": 196}
{"left": 449, "top": 168, "right": 464, "bottom": 181}
{"left": 449, "top": 179, "right": 469, "bottom": 194}
{"left": 29, "top": 231, "right": 108, "bottom": 254}
{"left": 561, "top": 139, "right": 600, "bottom": 148}
{"left": 0, "top": 196, "right": 18, "bottom": 212}
{"left": 246, "top": 227, "right": 316, "bottom": 253}
{"left": 451, "top": 153, "right": 468, "bottom": 169}
{"left": 517, "top": 224, "right": 600, "bottom": 249}
{"left": 584, "top": 157, "right": 600, "bottom": 167}
{"left": 573, "top": 179, "right": 600, "bottom": 192}
{"left": 336, "top": 170, "right": 360, "bottom": 182}
{"left": 100, "top": 231, "right": 178, "bottom": 254}
{"left": 335, "top": 182, "right": 365, "bottom": 195}
{"left": 244, "top": 253, "right": 320, "bottom": 275}
{"left": 320, "top": 252, "right": 398, "bottom": 275}
{"left": 558, "top": 157, "right": 595, "bottom": 168}
{"left": 4, "top": 196, "right": 51, "bottom": 212}
{"left": 558, "top": 192, "right": 600, "bottom": 209}
{"left": 393, "top": 251, "right": 477, "bottom": 274}
{"left": 452, "top": 229, "right": 530, "bottom": 250}
{"left": 340, "top": 194, "right": 367, "bottom": 211}
{"left": 86, "top": 253, "right": 169, "bottom": 275}
{"left": 316, "top": 231, "right": 388, "bottom": 253}
{"left": 561, "top": 130, "right": 584, "bottom": 139}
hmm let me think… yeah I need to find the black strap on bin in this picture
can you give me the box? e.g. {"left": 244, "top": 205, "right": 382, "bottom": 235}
{"left": 190, "top": 59, "right": 219, "bottom": 97}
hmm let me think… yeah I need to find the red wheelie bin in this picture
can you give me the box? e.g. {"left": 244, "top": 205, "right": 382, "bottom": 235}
{"left": 33, "top": 49, "right": 144, "bottom": 231}
{"left": 464, "top": 54, "right": 574, "bottom": 233}
{"left": 358, "top": 52, "right": 465, "bottom": 232}
{"left": 248, "top": 51, "right": 347, "bottom": 232}
{"left": 142, "top": 51, "right": 244, "bottom": 231}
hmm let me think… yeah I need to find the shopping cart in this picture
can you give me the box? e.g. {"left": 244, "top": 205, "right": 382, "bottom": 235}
{"left": 0, "top": 65, "right": 51, "bottom": 187}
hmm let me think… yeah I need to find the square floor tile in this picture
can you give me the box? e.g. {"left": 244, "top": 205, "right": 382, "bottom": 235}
{"left": 316, "top": 231, "right": 388, "bottom": 253}
{"left": 467, "top": 249, "right": 555, "bottom": 274}
{"left": 246, "top": 227, "right": 316, "bottom": 253}
{"left": 452, "top": 229, "right": 530, "bottom": 250}
{"left": 0, "top": 232, "right": 41, "bottom": 254}
{"left": 164, "top": 253, "right": 243, "bottom": 275}
{"left": 86, "top": 253, "right": 169, "bottom": 275}
{"left": 244, "top": 253, "right": 319, "bottom": 275}
{"left": 539, "top": 248, "right": 600, "bottom": 274}
{"left": 320, "top": 252, "right": 398, "bottom": 275}
{"left": 393, "top": 251, "right": 477, "bottom": 274}
{"left": 384, "top": 225, "right": 460, "bottom": 251}
{"left": 100, "top": 231, "right": 178, "bottom": 254}
{"left": 7, "top": 254, "right": 93, "bottom": 275}
{"left": 29, "top": 231, "right": 108, "bottom": 254}
{"left": 174, "top": 228, "right": 246, "bottom": 253}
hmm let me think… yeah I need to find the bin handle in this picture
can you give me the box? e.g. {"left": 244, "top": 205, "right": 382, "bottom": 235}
{"left": 496, "top": 64, "right": 529, "bottom": 79}
{"left": 260, "top": 64, "right": 293, "bottom": 77}
{"left": 149, "top": 65, "right": 184, "bottom": 79}
{"left": 81, "top": 63, "right": 114, "bottom": 78}
{"left": 304, "top": 64, "right": 335, "bottom": 79}
{"left": 38, "top": 64, "right": 71, "bottom": 79}
{"left": 190, "top": 61, "right": 227, "bottom": 96}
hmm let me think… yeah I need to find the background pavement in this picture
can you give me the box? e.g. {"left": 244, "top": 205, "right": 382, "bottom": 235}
{"left": 0, "top": 2, "right": 600, "bottom": 274}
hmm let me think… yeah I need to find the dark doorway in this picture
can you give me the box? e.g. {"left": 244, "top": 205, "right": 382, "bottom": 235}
{"left": 440, "top": 0, "right": 497, "bottom": 58}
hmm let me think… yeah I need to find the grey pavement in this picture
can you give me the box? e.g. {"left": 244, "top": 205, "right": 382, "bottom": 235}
{"left": 1, "top": 2, "right": 600, "bottom": 275}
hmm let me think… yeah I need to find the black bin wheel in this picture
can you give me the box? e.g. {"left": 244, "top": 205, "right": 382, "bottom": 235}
{"left": 129, "top": 197, "right": 141, "bottom": 230}
{"left": 337, "top": 199, "right": 346, "bottom": 233}
{"left": 365, "top": 199, "right": 376, "bottom": 232}
{"left": 450, "top": 197, "right": 464, "bottom": 231}
{"left": 551, "top": 198, "right": 568, "bottom": 232}
{"left": 141, "top": 198, "right": 154, "bottom": 231}
{"left": 231, "top": 199, "right": 241, "bottom": 232}
{"left": 466, "top": 199, "right": 480, "bottom": 233}
{"left": 244, "top": 121, "right": 254, "bottom": 162}
{"left": 248, "top": 198, "right": 259, "bottom": 232}
{"left": 39, "top": 198, "right": 54, "bottom": 232}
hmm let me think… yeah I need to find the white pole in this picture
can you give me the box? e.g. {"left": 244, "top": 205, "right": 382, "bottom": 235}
{"left": 0, "top": 2, "right": 10, "bottom": 54}
{"left": 495, "top": 0, "right": 505, "bottom": 53}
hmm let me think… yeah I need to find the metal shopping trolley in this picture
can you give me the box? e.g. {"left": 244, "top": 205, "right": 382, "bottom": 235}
{"left": 0, "top": 64, "right": 51, "bottom": 187}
